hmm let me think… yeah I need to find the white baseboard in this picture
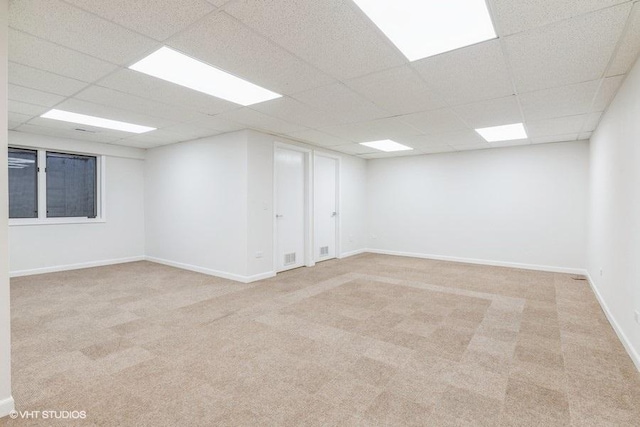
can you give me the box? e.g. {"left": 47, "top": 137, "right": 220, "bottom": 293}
{"left": 144, "top": 256, "right": 274, "bottom": 284}
{"left": 9, "top": 256, "right": 145, "bottom": 278}
{"left": 365, "top": 248, "right": 586, "bottom": 275}
{"left": 0, "top": 396, "right": 15, "bottom": 419}
{"left": 585, "top": 272, "right": 640, "bottom": 372}
{"left": 338, "top": 248, "right": 367, "bottom": 259}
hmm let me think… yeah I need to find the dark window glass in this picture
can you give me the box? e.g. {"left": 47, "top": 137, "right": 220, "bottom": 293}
{"left": 8, "top": 148, "right": 38, "bottom": 219}
{"left": 46, "top": 152, "right": 97, "bottom": 218}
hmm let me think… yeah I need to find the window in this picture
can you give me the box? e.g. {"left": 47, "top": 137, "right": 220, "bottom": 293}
{"left": 8, "top": 147, "right": 103, "bottom": 224}
{"left": 46, "top": 152, "right": 97, "bottom": 218}
{"left": 8, "top": 148, "right": 38, "bottom": 219}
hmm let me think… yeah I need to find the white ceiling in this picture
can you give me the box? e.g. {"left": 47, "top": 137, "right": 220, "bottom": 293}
{"left": 7, "top": 0, "right": 640, "bottom": 157}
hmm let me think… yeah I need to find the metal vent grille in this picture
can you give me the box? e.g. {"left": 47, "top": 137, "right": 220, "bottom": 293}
{"left": 284, "top": 252, "right": 296, "bottom": 265}
{"left": 320, "top": 246, "right": 329, "bottom": 257}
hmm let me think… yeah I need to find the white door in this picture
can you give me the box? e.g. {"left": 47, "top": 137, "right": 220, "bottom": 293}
{"left": 314, "top": 155, "right": 338, "bottom": 262}
{"left": 275, "top": 147, "right": 306, "bottom": 272}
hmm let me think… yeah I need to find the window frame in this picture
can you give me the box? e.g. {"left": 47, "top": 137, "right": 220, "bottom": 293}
{"left": 8, "top": 145, "right": 106, "bottom": 226}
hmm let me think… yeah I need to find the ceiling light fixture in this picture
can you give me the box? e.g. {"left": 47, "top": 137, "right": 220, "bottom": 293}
{"left": 41, "top": 109, "right": 156, "bottom": 134}
{"left": 360, "top": 139, "right": 413, "bottom": 152}
{"left": 129, "top": 46, "right": 282, "bottom": 106}
{"left": 475, "top": 123, "right": 528, "bottom": 142}
{"left": 352, "top": 0, "right": 497, "bottom": 61}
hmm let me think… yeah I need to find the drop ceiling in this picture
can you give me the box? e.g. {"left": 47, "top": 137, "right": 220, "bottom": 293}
{"left": 7, "top": 0, "right": 640, "bottom": 158}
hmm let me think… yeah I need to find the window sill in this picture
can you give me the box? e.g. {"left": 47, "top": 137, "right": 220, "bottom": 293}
{"left": 9, "top": 218, "right": 106, "bottom": 226}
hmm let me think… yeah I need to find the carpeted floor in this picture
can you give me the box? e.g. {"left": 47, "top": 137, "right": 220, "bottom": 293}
{"left": 2, "top": 254, "right": 639, "bottom": 426}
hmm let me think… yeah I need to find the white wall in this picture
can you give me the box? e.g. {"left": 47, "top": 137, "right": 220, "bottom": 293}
{"left": 339, "top": 153, "right": 368, "bottom": 256}
{"left": 0, "top": 0, "right": 13, "bottom": 418}
{"left": 144, "top": 129, "right": 367, "bottom": 282}
{"left": 587, "top": 57, "right": 640, "bottom": 369}
{"left": 8, "top": 132, "right": 145, "bottom": 275}
{"left": 144, "top": 131, "right": 249, "bottom": 280}
{"left": 367, "top": 141, "right": 589, "bottom": 273}
{"left": 246, "top": 130, "right": 368, "bottom": 276}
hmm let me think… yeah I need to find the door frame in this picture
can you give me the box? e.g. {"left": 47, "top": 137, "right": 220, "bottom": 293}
{"left": 313, "top": 151, "right": 341, "bottom": 262}
{"left": 273, "top": 141, "right": 314, "bottom": 273}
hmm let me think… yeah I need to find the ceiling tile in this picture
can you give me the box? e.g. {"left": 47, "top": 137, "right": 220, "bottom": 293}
{"left": 607, "top": 2, "right": 640, "bottom": 76}
{"left": 9, "top": 0, "right": 158, "bottom": 65}
{"left": 153, "top": 123, "right": 223, "bottom": 143}
{"left": 74, "top": 85, "right": 205, "bottom": 123}
{"left": 9, "top": 29, "right": 117, "bottom": 82}
{"left": 63, "top": 0, "right": 216, "bottom": 41}
{"left": 583, "top": 112, "right": 603, "bottom": 132}
{"left": 118, "top": 129, "right": 185, "bottom": 147}
{"left": 491, "top": 0, "right": 630, "bottom": 36}
{"left": 593, "top": 75, "right": 625, "bottom": 111}
{"left": 8, "top": 111, "right": 33, "bottom": 126}
{"left": 250, "top": 97, "right": 341, "bottom": 129}
{"left": 452, "top": 96, "right": 524, "bottom": 128}
{"left": 361, "top": 150, "right": 424, "bottom": 159}
{"left": 284, "top": 129, "right": 351, "bottom": 148}
{"left": 98, "top": 69, "right": 238, "bottom": 116}
{"left": 185, "top": 115, "right": 245, "bottom": 133}
{"left": 392, "top": 135, "right": 454, "bottom": 152}
{"left": 14, "top": 123, "right": 124, "bottom": 143}
{"left": 224, "top": 0, "right": 405, "bottom": 80}
{"left": 346, "top": 65, "right": 446, "bottom": 115}
{"left": 531, "top": 134, "right": 579, "bottom": 144}
{"left": 321, "top": 117, "right": 422, "bottom": 143}
{"left": 54, "top": 98, "right": 175, "bottom": 129}
{"left": 214, "top": 108, "right": 306, "bottom": 135}
{"left": 330, "top": 144, "right": 377, "bottom": 155}
{"left": 291, "top": 83, "right": 387, "bottom": 124}
{"left": 166, "top": 12, "right": 335, "bottom": 96}
{"left": 427, "top": 130, "right": 488, "bottom": 147}
{"left": 488, "top": 140, "right": 531, "bottom": 148}
{"left": 8, "top": 84, "right": 65, "bottom": 107}
{"left": 8, "top": 100, "right": 49, "bottom": 116}
{"left": 397, "top": 108, "right": 468, "bottom": 135}
{"left": 453, "top": 143, "right": 492, "bottom": 152}
{"left": 412, "top": 40, "right": 513, "bottom": 106}
{"left": 503, "top": 4, "right": 631, "bottom": 93}
{"left": 519, "top": 80, "right": 600, "bottom": 121}
{"left": 8, "top": 62, "right": 88, "bottom": 96}
{"left": 526, "top": 115, "right": 588, "bottom": 137}
{"left": 418, "top": 145, "right": 456, "bottom": 154}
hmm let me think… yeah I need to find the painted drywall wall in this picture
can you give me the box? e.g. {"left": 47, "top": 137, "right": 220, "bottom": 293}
{"left": 144, "top": 129, "right": 367, "bottom": 281}
{"left": 144, "top": 131, "right": 249, "bottom": 280}
{"left": 0, "top": 0, "right": 14, "bottom": 418}
{"left": 245, "top": 130, "right": 368, "bottom": 278}
{"left": 246, "top": 131, "right": 275, "bottom": 278}
{"left": 8, "top": 132, "right": 146, "bottom": 275}
{"left": 339, "top": 153, "right": 368, "bottom": 257}
{"left": 587, "top": 57, "right": 640, "bottom": 369}
{"left": 367, "top": 141, "right": 589, "bottom": 273}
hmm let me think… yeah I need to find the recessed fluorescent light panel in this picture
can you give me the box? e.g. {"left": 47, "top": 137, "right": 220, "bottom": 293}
{"left": 129, "top": 47, "right": 282, "bottom": 106}
{"left": 352, "top": 0, "right": 497, "bottom": 61}
{"left": 360, "top": 140, "right": 413, "bottom": 152}
{"left": 41, "top": 109, "right": 156, "bottom": 134}
{"left": 476, "top": 123, "right": 528, "bottom": 142}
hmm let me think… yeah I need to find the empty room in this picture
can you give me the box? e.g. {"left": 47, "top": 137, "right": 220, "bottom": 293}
{"left": 1, "top": 0, "right": 640, "bottom": 425}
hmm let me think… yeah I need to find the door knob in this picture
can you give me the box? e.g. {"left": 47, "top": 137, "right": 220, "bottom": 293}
{"left": 276, "top": 214, "right": 284, "bottom": 218}
{"left": 331, "top": 212, "right": 337, "bottom": 217}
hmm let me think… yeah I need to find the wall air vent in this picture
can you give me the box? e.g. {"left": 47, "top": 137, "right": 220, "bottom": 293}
{"left": 284, "top": 252, "right": 296, "bottom": 265}
{"left": 320, "top": 246, "right": 329, "bottom": 257}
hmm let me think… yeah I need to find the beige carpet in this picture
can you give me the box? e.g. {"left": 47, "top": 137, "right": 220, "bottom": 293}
{"left": 2, "top": 254, "right": 639, "bottom": 426}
